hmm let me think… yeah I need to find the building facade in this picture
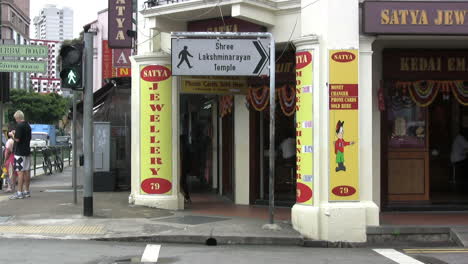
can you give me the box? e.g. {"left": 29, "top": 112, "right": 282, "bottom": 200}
{"left": 0, "top": 0, "right": 31, "bottom": 90}
{"left": 85, "top": 9, "right": 132, "bottom": 93}
{"left": 131, "top": 0, "right": 468, "bottom": 243}
{"left": 29, "top": 39, "right": 61, "bottom": 94}
{"left": 33, "top": 4, "right": 73, "bottom": 42}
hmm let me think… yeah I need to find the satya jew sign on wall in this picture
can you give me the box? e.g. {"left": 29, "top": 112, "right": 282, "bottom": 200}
{"left": 139, "top": 65, "right": 173, "bottom": 195}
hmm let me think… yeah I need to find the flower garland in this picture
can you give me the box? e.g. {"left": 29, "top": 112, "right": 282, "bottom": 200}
{"left": 408, "top": 80, "right": 439, "bottom": 107}
{"left": 395, "top": 80, "right": 468, "bottom": 107}
{"left": 219, "top": 95, "right": 234, "bottom": 117}
{"left": 247, "top": 86, "right": 270, "bottom": 111}
{"left": 278, "top": 84, "right": 296, "bottom": 116}
{"left": 453, "top": 81, "right": 468, "bottom": 106}
{"left": 246, "top": 85, "right": 297, "bottom": 116}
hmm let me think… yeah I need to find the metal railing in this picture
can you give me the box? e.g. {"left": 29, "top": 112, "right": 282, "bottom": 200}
{"left": 30, "top": 145, "right": 72, "bottom": 177}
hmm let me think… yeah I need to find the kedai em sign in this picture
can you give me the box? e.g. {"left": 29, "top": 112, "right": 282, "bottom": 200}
{"left": 108, "top": 0, "right": 133, "bottom": 48}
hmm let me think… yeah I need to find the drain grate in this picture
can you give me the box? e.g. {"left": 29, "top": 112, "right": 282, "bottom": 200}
{"left": 155, "top": 215, "right": 228, "bottom": 225}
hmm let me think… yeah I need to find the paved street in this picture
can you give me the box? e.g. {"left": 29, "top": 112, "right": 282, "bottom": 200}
{"left": 1, "top": 239, "right": 463, "bottom": 264}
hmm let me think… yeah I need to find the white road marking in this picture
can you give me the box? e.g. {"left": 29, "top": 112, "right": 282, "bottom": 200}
{"left": 141, "top": 244, "right": 161, "bottom": 263}
{"left": 373, "top": 249, "right": 424, "bottom": 264}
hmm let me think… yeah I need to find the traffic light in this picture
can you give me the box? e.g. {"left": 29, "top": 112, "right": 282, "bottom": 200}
{"left": 60, "top": 44, "right": 83, "bottom": 89}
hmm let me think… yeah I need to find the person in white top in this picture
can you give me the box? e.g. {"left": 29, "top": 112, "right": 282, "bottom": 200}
{"left": 451, "top": 128, "right": 468, "bottom": 179}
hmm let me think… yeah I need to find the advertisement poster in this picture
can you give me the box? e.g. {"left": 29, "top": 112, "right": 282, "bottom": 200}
{"left": 181, "top": 76, "right": 248, "bottom": 95}
{"left": 140, "top": 65, "right": 173, "bottom": 195}
{"left": 329, "top": 50, "right": 359, "bottom": 201}
{"left": 295, "top": 51, "right": 314, "bottom": 205}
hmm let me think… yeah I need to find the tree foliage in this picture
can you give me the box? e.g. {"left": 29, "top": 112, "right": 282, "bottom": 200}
{"left": 7, "top": 90, "right": 70, "bottom": 125}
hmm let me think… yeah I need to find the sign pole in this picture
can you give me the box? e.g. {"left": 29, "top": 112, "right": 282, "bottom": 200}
{"left": 268, "top": 35, "right": 275, "bottom": 225}
{"left": 83, "top": 32, "right": 95, "bottom": 216}
{"left": 72, "top": 90, "right": 78, "bottom": 204}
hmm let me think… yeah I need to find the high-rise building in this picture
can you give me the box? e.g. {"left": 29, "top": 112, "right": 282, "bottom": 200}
{"left": 0, "top": 0, "right": 31, "bottom": 90}
{"left": 29, "top": 39, "right": 61, "bottom": 95}
{"left": 33, "top": 4, "right": 73, "bottom": 42}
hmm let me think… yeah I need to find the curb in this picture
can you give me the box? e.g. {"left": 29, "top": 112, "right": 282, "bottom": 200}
{"left": 93, "top": 235, "right": 305, "bottom": 246}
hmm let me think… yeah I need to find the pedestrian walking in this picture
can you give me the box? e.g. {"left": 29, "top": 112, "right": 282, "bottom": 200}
{"left": 9, "top": 110, "right": 32, "bottom": 200}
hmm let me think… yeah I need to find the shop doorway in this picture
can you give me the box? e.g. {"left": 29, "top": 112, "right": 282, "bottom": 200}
{"left": 429, "top": 98, "right": 468, "bottom": 204}
{"left": 179, "top": 94, "right": 235, "bottom": 203}
{"left": 381, "top": 50, "right": 468, "bottom": 210}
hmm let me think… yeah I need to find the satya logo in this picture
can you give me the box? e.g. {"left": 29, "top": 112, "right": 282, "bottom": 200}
{"left": 141, "top": 65, "right": 171, "bottom": 82}
{"left": 296, "top": 51, "right": 312, "bottom": 70}
{"left": 332, "top": 52, "right": 356, "bottom": 63}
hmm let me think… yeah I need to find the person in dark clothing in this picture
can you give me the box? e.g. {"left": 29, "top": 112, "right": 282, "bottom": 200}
{"left": 9, "top": 110, "right": 32, "bottom": 200}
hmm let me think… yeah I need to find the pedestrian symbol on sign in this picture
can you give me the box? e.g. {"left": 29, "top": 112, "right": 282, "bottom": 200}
{"left": 177, "top": 46, "right": 193, "bottom": 69}
{"left": 67, "top": 69, "right": 77, "bottom": 84}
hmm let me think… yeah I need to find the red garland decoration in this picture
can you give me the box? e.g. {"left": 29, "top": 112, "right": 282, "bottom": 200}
{"left": 278, "top": 84, "right": 296, "bottom": 116}
{"left": 408, "top": 80, "right": 439, "bottom": 107}
{"left": 247, "top": 86, "right": 269, "bottom": 111}
{"left": 452, "top": 81, "right": 468, "bottom": 106}
{"left": 220, "top": 95, "right": 234, "bottom": 117}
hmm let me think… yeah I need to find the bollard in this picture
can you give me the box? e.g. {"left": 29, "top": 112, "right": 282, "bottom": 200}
{"left": 33, "top": 147, "right": 37, "bottom": 177}
{"left": 69, "top": 145, "right": 71, "bottom": 166}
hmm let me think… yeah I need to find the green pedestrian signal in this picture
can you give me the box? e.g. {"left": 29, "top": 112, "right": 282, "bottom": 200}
{"left": 61, "top": 67, "right": 81, "bottom": 87}
{"left": 59, "top": 44, "right": 83, "bottom": 89}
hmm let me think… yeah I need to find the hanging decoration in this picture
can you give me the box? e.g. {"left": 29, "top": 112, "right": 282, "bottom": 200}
{"left": 219, "top": 95, "right": 234, "bottom": 117}
{"left": 438, "top": 81, "right": 452, "bottom": 101}
{"left": 378, "top": 81, "right": 385, "bottom": 112}
{"left": 246, "top": 84, "right": 297, "bottom": 116}
{"left": 278, "top": 84, "right": 296, "bottom": 116}
{"left": 247, "top": 86, "right": 269, "bottom": 111}
{"left": 407, "top": 80, "right": 439, "bottom": 107}
{"left": 453, "top": 81, "right": 468, "bottom": 106}
{"left": 393, "top": 80, "right": 468, "bottom": 107}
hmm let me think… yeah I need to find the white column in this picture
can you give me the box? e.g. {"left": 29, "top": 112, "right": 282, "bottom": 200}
{"left": 359, "top": 36, "right": 380, "bottom": 226}
{"left": 234, "top": 95, "right": 250, "bottom": 205}
{"left": 292, "top": 0, "right": 379, "bottom": 243}
{"left": 129, "top": 53, "right": 184, "bottom": 210}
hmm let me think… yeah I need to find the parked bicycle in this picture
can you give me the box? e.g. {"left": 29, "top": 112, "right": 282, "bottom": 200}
{"left": 52, "top": 146, "right": 64, "bottom": 173}
{"left": 41, "top": 147, "right": 53, "bottom": 175}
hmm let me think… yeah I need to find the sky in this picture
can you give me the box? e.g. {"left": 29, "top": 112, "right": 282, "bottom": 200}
{"left": 30, "top": 0, "right": 109, "bottom": 39}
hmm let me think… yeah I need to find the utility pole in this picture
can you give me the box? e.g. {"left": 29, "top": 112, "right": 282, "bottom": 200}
{"left": 72, "top": 90, "right": 78, "bottom": 204}
{"left": 83, "top": 32, "right": 95, "bottom": 216}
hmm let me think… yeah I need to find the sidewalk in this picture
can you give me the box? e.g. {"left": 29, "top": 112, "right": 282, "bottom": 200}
{"left": 1, "top": 167, "right": 468, "bottom": 247}
{"left": 0, "top": 167, "right": 302, "bottom": 245}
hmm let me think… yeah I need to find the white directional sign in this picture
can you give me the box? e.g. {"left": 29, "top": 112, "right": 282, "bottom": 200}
{"left": 171, "top": 38, "right": 270, "bottom": 76}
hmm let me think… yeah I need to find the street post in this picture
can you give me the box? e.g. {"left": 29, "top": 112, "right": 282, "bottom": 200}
{"left": 83, "top": 32, "right": 95, "bottom": 216}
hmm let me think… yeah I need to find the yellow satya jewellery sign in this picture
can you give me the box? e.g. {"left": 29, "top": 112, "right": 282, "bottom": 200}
{"left": 140, "top": 65, "right": 173, "bottom": 195}
{"left": 295, "top": 51, "right": 314, "bottom": 205}
{"left": 328, "top": 50, "right": 359, "bottom": 201}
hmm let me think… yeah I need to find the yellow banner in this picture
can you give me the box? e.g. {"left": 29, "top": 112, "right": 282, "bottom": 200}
{"left": 140, "top": 65, "right": 173, "bottom": 195}
{"left": 181, "top": 76, "right": 248, "bottom": 94}
{"left": 329, "top": 50, "right": 359, "bottom": 201}
{"left": 295, "top": 51, "right": 314, "bottom": 205}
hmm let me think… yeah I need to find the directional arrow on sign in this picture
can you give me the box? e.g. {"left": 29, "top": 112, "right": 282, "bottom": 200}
{"left": 171, "top": 38, "right": 270, "bottom": 76}
{"left": 253, "top": 41, "right": 268, "bottom": 75}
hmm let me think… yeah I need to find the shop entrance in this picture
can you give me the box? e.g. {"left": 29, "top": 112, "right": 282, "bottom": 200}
{"left": 179, "top": 93, "right": 235, "bottom": 203}
{"left": 382, "top": 50, "right": 468, "bottom": 210}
